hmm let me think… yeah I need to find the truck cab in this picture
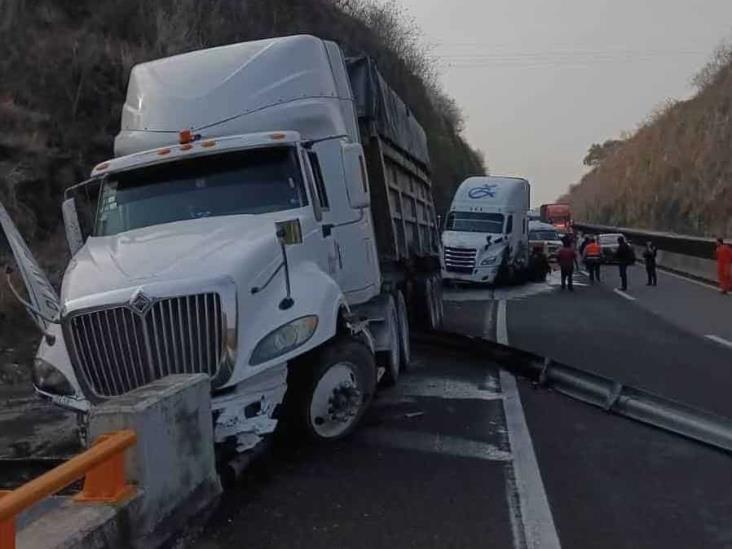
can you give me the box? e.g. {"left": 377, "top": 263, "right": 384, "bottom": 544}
{"left": 1, "top": 35, "right": 442, "bottom": 461}
{"left": 441, "top": 176, "right": 530, "bottom": 285}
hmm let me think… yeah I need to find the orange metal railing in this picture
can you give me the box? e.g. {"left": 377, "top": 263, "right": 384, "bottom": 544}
{"left": 0, "top": 430, "right": 137, "bottom": 549}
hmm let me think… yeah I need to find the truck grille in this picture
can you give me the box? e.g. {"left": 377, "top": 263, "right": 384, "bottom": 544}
{"left": 66, "top": 293, "right": 224, "bottom": 397}
{"left": 444, "top": 246, "right": 477, "bottom": 274}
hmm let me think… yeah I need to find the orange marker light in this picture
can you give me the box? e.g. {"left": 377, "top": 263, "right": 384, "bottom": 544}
{"left": 157, "top": 148, "right": 171, "bottom": 156}
{"left": 201, "top": 140, "right": 216, "bottom": 148}
{"left": 95, "top": 162, "right": 110, "bottom": 172}
{"left": 270, "top": 133, "right": 287, "bottom": 140}
{"left": 180, "top": 144, "right": 193, "bottom": 151}
{"left": 179, "top": 129, "right": 193, "bottom": 144}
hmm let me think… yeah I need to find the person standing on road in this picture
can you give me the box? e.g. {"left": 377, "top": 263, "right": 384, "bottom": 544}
{"left": 615, "top": 236, "right": 635, "bottom": 292}
{"left": 528, "top": 247, "right": 551, "bottom": 282}
{"left": 715, "top": 238, "right": 732, "bottom": 295}
{"left": 579, "top": 235, "right": 591, "bottom": 257}
{"left": 643, "top": 241, "right": 658, "bottom": 286}
{"left": 557, "top": 237, "right": 575, "bottom": 291}
{"left": 583, "top": 237, "right": 602, "bottom": 282}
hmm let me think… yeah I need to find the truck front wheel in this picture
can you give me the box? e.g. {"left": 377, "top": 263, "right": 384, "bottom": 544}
{"left": 297, "top": 338, "right": 376, "bottom": 441}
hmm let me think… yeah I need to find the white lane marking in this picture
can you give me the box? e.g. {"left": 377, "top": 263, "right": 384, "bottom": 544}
{"left": 497, "top": 300, "right": 562, "bottom": 549}
{"left": 658, "top": 268, "right": 718, "bottom": 291}
{"left": 505, "top": 463, "right": 528, "bottom": 549}
{"left": 705, "top": 335, "right": 732, "bottom": 350}
{"left": 497, "top": 299, "right": 509, "bottom": 345}
{"left": 398, "top": 376, "right": 503, "bottom": 401}
{"left": 360, "top": 428, "right": 512, "bottom": 462}
{"left": 613, "top": 288, "right": 637, "bottom": 301}
{"left": 483, "top": 300, "right": 495, "bottom": 338}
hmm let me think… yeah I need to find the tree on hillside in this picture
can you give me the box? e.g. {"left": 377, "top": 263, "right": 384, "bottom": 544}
{"left": 583, "top": 139, "right": 623, "bottom": 167}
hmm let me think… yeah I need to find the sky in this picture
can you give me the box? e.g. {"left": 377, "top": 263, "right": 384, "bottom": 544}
{"left": 394, "top": 0, "right": 732, "bottom": 206}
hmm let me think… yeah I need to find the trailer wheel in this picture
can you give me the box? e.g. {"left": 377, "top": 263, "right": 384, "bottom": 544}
{"left": 425, "top": 275, "right": 443, "bottom": 330}
{"left": 379, "top": 295, "right": 402, "bottom": 386}
{"left": 395, "top": 290, "right": 411, "bottom": 371}
{"left": 431, "top": 275, "right": 444, "bottom": 329}
{"left": 299, "top": 338, "right": 376, "bottom": 441}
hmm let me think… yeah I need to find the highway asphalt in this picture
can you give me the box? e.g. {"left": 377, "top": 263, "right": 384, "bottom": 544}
{"left": 5, "top": 264, "right": 727, "bottom": 547}
{"left": 193, "top": 268, "right": 732, "bottom": 548}
{"left": 503, "top": 269, "right": 732, "bottom": 549}
{"left": 193, "top": 346, "right": 521, "bottom": 549}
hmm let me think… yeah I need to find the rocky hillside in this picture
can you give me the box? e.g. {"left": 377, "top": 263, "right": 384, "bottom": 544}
{"left": 564, "top": 46, "right": 732, "bottom": 237}
{"left": 0, "top": 0, "right": 484, "bottom": 364}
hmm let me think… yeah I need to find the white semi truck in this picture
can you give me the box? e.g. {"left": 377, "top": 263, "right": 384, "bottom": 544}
{"left": 441, "top": 176, "right": 530, "bottom": 285}
{"left": 0, "top": 36, "right": 444, "bottom": 459}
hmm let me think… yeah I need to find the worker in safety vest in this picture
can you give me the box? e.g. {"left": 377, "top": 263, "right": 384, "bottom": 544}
{"left": 715, "top": 238, "right": 732, "bottom": 294}
{"left": 583, "top": 237, "right": 602, "bottom": 282}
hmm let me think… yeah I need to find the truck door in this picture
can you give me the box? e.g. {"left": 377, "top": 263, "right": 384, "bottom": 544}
{"left": 0, "top": 202, "right": 61, "bottom": 328}
{"left": 300, "top": 150, "right": 340, "bottom": 280}
{"left": 307, "top": 142, "right": 380, "bottom": 304}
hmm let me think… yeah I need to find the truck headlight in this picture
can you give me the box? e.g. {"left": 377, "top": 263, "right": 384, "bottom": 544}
{"left": 480, "top": 256, "right": 499, "bottom": 266}
{"left": 250, "top": 316, "right": 318, "bottom": 365}
{"left": 33, "top": 358, "right": 74, "bottom": 396}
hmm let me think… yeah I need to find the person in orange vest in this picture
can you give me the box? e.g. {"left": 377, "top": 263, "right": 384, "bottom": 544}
{"left": 715, "top": 238, "right": 732, "bottom": 294}
{"left": 582, "top": 237, "right": 602, "bottom": 282}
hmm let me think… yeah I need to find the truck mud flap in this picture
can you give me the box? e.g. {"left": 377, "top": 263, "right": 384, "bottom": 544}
{"left": 413, "top": 330, "right": 732, "bottom": 454}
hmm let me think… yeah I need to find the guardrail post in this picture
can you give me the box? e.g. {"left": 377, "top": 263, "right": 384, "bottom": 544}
{"left": 0, "top": 491, "right": 14, "bottom": 549}
{"left": 73, "top": 433, "right": 135, "bottom": 503}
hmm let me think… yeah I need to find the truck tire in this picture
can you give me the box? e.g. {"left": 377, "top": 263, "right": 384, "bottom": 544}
{"left": 294, "top": 338, "right": 376, "bottom": 442}
{"left": 379, "top": 295, "right": 402, "bottom": 386}
{"left": 395, "top": 290, "right": 411, "bottom": 371}
{"left": 426, "top": 275, "right": 443, "bottom": 330}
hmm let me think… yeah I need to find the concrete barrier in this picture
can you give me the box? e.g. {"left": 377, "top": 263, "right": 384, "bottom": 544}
{"left": 630, "top": 244, "right": 717, "bottom": 284}
{"left": 16, "top": 374, "right": 221, "bottom": 548}
{"left": 575, "top": 222, "right": 718, "bottom": 285}
{"left": 88, "top": 374, "right": 221, "bottom": 547}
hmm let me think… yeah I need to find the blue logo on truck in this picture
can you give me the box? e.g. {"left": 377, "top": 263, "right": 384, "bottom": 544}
{"left": 468, "top": 184, "right": 498, "bottom": 199}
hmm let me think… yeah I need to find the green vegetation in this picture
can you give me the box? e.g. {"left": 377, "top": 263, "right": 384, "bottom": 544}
{"left": 0, "top": 0, "right": 484, "bottom": 356}
{"left": 565, "top": 41, "right": 732, "bottom": 237}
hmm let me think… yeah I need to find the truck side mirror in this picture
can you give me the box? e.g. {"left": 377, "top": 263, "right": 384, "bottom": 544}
{"left": 275, "top": 219, "right": 303, "bottom": 245}
{"left": 61, "top": 198, "right": 84, "bottom": 256}
{"left": 341, "top": 143, "right": 370, "bottom": 209}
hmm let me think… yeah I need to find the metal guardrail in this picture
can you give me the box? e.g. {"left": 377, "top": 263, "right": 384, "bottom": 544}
{"left": 0, "top": 430, "right": 137, "bottom": 549}
{"left": 573, "top": 222, "right": 716, "bottom": 259}
{"left": 416, "top": 331, "right": 732, "bottom": 453}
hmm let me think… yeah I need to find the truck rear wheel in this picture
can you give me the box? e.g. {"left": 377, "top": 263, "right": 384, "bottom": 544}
{"left": 396, "top": 290, "right": 411, "bottom": 371}
{"left": 379, "top": 295, "right": 401, "bottom": 386}
{"left": 427, "top": 275, "right": 444, "bottom": 330}
{"left": 299, "top": 338, "right": 376, "bottom": 441}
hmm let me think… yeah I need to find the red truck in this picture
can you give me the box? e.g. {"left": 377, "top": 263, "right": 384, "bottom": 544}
{"left": 540, "top": 203, "right": 573, "bottom": 235}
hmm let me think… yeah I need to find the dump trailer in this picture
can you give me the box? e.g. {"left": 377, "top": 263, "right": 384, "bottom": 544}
{"left": 0, "top": 35, "right": 442, "bottom": 461}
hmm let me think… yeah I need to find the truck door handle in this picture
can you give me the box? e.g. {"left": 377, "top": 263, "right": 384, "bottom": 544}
{"left": 322, "top": 224, "right": 333, "bottom": 238}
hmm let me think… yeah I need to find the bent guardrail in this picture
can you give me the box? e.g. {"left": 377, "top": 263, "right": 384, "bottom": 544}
{"left": 416, "top": 331, "right": 732, "bottom": 453}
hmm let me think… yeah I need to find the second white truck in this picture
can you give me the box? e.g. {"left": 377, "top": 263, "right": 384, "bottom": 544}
{"left": 0, "top": 35, "right": 444, "bottom": 466}
{"left": 441, "top": 176, "right": 530, "bottom": 285}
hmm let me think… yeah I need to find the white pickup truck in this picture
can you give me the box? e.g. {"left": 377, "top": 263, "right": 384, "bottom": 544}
{"left": 0, "top": 35, "right": 443, "bottom": 465}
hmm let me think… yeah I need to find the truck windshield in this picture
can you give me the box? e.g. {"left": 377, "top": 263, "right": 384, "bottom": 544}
{"left": 446, "top": 212, "right": 504, "bottom": 233}
{"left": 530, "top": 230, "right": 559, "bottom": 241}
{"left": 94, "top": 147, "right": 307, "bottom": 236}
